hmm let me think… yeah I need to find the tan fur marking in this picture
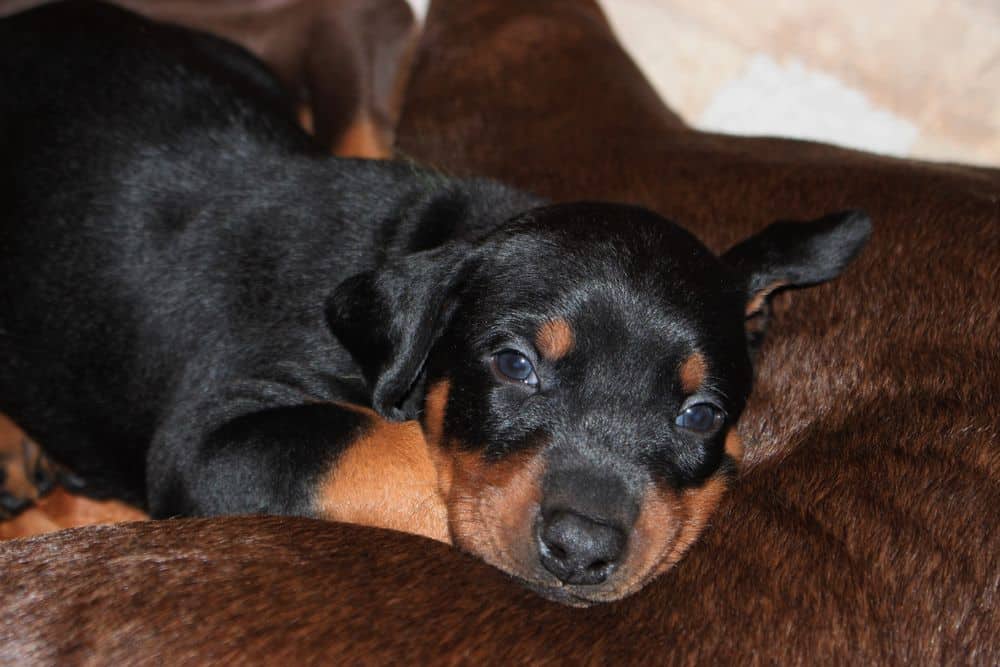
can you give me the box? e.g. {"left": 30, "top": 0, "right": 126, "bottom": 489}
{"left": 1, "top": 490, "right": 147, "bottom": 541}
{"left": 535, "top": 318, "right": 575, "bottom": 361}
{"left": 0, "top": 506, "right": 61, "bottom": 540}
{"left": 746, "top": 280, "right": 789, "bottom": 317}
{"left": 317, "top": 403, "right": 449, "bottom": 544}
{"left": 679, "top": 352, "right": 708, "bottom": 394}
{"left": 662, "top": 476, "right": 728, "bottom": 569}
{"left": 422, "top": 380, "right": 450, "bottom": 451}
{"left": 40, "top": 489, "right": 147, "bottom": 528}
{"left": 626, "top": 487, "right": 682, "bottom": 587}
{"left": 421, "top": 380, "right": 547, "bottom": 572}
{"left": 335, "top": 111, "right": 388, "bottom": 158}
{"left": 0, "top": 413, "right": 56, "bottom": 505}
{"left": 445, "top": 448, "right": 545, "bottom": 574}
{"left": 296, "top": 104, "right": 315, "bottom": 135}
{"left": 616, "top": 474, "right": 729, "bottom": 597}
{"left": 725, "top": 428, "right": 745, "bottom": 462}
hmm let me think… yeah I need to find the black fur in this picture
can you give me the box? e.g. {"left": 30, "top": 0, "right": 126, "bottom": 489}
{"left": 0, "top": 1, "right": 870, "bottom": 529}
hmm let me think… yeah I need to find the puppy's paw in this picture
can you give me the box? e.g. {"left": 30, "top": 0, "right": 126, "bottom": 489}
{"left": 0, "top": 417, "right": 70, "bottom": 519}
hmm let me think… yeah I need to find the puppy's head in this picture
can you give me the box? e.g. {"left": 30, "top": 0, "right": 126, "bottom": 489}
{"left": 328, "top": 201, "right": 870, "bottom": 604}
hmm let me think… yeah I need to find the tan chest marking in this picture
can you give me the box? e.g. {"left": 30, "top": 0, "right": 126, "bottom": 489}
{"left": 316, "top": 404, "right": 449, "bottom": 544}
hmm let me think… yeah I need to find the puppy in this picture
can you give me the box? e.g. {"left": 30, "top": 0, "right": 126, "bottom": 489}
{"left": 0, "top": 1, "right": 869, "bottom": 603}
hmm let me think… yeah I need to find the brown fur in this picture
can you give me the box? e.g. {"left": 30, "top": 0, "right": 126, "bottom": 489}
{"left": 1, "top": 0, "right": 997, "bottom": 662}
{"left": 535, "top": 318, "right": 575, "bottom": 361}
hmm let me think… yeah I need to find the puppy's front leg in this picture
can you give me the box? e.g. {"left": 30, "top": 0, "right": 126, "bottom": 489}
{"left": 151, "top": 403, "right": 449, "bottom": 543}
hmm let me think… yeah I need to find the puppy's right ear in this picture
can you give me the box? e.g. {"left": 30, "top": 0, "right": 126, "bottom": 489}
{"left": 723, "top": 210, "right": 872, "bottom": 347}
{"left": 325, "top": 242, "right": 479, "bottom": 421}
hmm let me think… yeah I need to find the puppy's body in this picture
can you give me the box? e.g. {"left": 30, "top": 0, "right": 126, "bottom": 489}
{"left": 0, "top": 2, "right": 533, "bottom": 509}
{"left": 0, "top": 2, "right": 867, "bottom": 603}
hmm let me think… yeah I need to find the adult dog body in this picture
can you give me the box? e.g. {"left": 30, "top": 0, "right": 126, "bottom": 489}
{"left": 0, "top": 2, "right": 867, "bottom": 603}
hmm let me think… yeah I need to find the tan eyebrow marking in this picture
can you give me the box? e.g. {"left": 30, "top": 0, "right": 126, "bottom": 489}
{"left": 679, "top": 352, "right": 707, "bottom": 394}
{"left": 535, "top": 318, "right": 575, "bottom": 361}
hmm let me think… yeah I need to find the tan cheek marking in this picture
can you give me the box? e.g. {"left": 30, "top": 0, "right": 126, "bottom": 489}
{"left": 725, "top": 428, "right": 745, "bottom": 463}
{"left": 679, "top": 352, "right": 708, "bottom": 394}
{"left": 446, "top": 448, "right": 545, "bottom": 572}
{"left": 626, "top": 487, "right": 682, "bottom": 585}
{"left": 661, "top": 475, "right": 728, "bottom": 570}
{"left": 620, "top": 474, "right": 729, "bottom": 593}
{"left": 317, "top": 404, "right": 449, "bottom": 544}
{"left": 535, "top": 318, "right": 575, "bottom": 361}
{"left": 414, "top": 379, "right": 547, "bottom": 576}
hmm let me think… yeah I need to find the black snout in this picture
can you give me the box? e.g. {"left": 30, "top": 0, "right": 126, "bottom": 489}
{"left": 538, "top": 510, "right": 626, "bottom": 585}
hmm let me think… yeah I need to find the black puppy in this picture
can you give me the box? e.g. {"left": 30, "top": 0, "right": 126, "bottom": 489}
{"left": 0, "top": 2, "right": 869, "bottom": 604}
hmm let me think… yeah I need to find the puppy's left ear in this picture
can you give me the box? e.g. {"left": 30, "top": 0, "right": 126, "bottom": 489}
{"left": 722, "top": 210, "right": 872, "bottom": 345}
{"left": 326, "top": 242, "right": 479, "bottom": 421}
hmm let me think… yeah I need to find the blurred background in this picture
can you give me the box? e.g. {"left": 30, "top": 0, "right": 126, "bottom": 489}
{"left": 410, "top": 0, "right": 1000, "bottom": 167}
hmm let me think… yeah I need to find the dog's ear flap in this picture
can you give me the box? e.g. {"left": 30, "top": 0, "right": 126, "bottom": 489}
{"left": 326, "top": 242, "right": 478, "bottom": 421}
{"left": 722, "top": 210, "right": 872, "bottom": 346}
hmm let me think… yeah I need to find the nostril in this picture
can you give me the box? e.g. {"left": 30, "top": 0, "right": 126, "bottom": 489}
{"left": 537, "top": 510, "right": 627, "bottom": 586}
{"left": 546, "top": 542, "right": 567, "bottom": 561}
{"left": 587, "top": 560, "right": 608, "bottom": 573}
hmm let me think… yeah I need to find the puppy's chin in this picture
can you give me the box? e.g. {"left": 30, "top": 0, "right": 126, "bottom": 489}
{"left": 523, "top": 581, "right": 601, "bottom": 608}
{"left": 492, "top": 566, "right": 646, "bottom": 607}
{"left": 452, "top": 531, "right": 658, "bottom": 607}
{"left": 517, "top": 577, "right": 644, "bottom": 607}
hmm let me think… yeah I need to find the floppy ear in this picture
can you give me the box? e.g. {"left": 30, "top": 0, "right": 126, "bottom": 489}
{"left": 722, "top": 210, "right": 872, "bottom": 346}
{"left": 326, "top": 242, "right": 479, "bottom": 421}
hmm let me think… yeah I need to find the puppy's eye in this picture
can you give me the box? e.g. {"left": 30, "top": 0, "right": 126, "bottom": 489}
{"left": 675, "top": 403, "right": 723, "bottom": 434}
{"left": 492, "top": 350, "right": 538, "bottom": 386}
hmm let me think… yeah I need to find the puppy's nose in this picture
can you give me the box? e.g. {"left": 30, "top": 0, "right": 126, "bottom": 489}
{"left": 538, "top": 510, "right": 626, "bottom": 585}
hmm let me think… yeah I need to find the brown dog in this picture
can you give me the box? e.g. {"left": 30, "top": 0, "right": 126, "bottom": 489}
{"left": 1, "top": 0, "right": 997, "bottom": 663}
